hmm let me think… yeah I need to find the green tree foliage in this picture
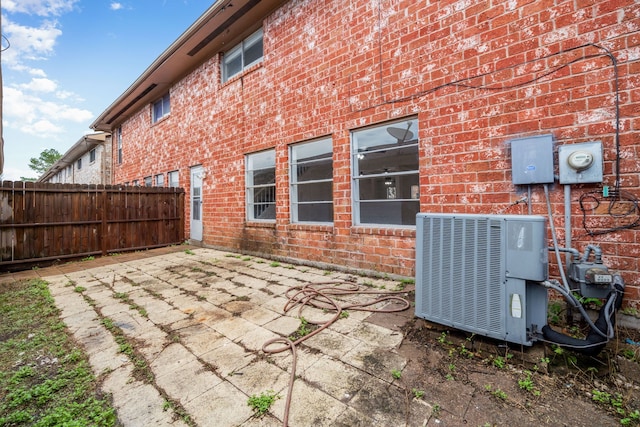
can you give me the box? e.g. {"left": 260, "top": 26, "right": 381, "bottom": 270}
{"left": 28, "top": 148, "right": 62, "bottom": 175}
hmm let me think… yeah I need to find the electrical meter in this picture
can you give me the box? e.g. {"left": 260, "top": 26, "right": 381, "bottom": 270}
{"left": 567, "top": 150, "right": 594, "bottom": 171}
{"left": 558, "top": 141, "right": 603, "bottom": 184}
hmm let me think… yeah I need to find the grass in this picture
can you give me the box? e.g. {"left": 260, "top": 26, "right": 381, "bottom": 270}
{"left": 0, "top": 278, "right": 118, "bottom": 426}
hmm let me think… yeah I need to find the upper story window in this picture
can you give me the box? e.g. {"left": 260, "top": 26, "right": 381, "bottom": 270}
{"left": 290, "top": 138, "right": 333, "bottom": 223}
{"left": 117, "top": 127, "right": 123, "bottom": 164}
{"left": 222, "top": 28, "right": 263, "bottom": 83}
{"left": 351, "top": 117, "right": 420, "bottom": 226}
{"left": 77, "top": 158, "right": 82, "bottom": 170}
{"left": 89, "top": 148, "right": 96, "bottom": 163}
{"left": 246, "top": 149, "right": 275, "bottom": 221}
{"left": 152, "top": 93, "right": 170, "bottom": 123}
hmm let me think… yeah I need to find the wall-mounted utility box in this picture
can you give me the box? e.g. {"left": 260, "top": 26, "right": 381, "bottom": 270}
{"left": 510, "top": 134, "right": 555, "bottom": 185}
{"left": 558, "top": 141, "right": 603, "bottom": 184}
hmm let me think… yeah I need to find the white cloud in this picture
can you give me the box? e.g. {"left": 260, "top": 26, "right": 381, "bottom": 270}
{"left": 3, "top": 86, "right": 93, "bottom": 138}
{"left": 2, "top": 0, "right": 78, "bottom": 16}
{"left": 19, "top": 77, "right": 58, "bottom": 93}
{"left": 55, "top": 89, "right": 83, "bottom": 102}
{"left": 110, "top": 2, "right": 124, "bottom": 11}
{"left": 2, "top": 18, "right": 62, "bottom": 68}
{"left": 22, "top": 119, "right": 64, "bottom": 135}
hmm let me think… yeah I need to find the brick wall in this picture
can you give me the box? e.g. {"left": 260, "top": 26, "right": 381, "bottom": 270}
{"left": 113, "top": 0, "right": 640, "bottom": 305}
{"left": 45, "top": 138, "right": 112, "bottom": 185}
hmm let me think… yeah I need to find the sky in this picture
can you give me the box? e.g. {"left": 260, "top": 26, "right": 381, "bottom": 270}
{"left": 1, "top": 0, "right": 212, "bottom": 180}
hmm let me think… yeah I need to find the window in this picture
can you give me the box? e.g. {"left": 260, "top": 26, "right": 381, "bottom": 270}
{"left": 168, "top": 170, "right": 179, "bottom": 188}
{"left": 222, "top": 28, "right": 263, "bottom": 82}
{"left": 89, "top": 148, "right": 96, "bottom": 163}
{"left": 246, "top": 149, "right": 275, "bottom": 221}
{"left": 152, "top": 93, "right": 170, "bottom": 123}
{"left": 352, "top": 118, "right": 420, "bottom": 226}
{"left": 77, "top": 158, "right": 82, "bottom": 170}
{"left": 132, "top": 179, "right": 139, "bottom": 186}
{"left": 155, "top": 173, "right": 165, "bottom": 187}
{"left": 144, "top": 176, "right": 152, "bottom": 186}
{"left": 117, "top": 127, "right": 123, "bottom": 164}
{"left": 290, "top": 138, "right": 333, "bottom": 223}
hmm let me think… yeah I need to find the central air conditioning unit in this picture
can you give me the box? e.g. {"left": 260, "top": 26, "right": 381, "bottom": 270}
{"left": 415, "top": 213, "right": 549, "bottom": 346}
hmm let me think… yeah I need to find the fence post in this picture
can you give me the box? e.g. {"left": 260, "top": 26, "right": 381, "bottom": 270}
{"left": 101, "top": 186, "right": 107, "bottom": 256}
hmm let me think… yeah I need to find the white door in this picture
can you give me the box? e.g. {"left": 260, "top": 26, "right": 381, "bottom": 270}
{"left": 190, "top": 166, "right": 203, "bottom": 241}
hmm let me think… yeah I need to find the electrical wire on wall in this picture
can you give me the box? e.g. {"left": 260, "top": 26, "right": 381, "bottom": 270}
{"left": 352, "top": 4, "right": 635, "bottom": 236}
{"left": 579, "top": 189, "right": 640, "bottom": 236}
{"left": 352, "top": 40, "right": 623, "bottom": 178}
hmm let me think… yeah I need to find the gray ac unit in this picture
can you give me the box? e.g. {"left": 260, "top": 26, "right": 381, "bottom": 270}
{"left": 415, "top": 213, "right": 549, "bottom": 346}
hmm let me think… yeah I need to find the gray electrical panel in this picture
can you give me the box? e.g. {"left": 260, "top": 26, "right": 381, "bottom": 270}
{"left": 510, "top": 134, "right": 555, "bottom": 185}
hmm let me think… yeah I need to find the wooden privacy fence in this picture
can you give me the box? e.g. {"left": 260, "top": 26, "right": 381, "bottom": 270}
{"left": 0, "top": 181, "right": 185, "bottom": 270}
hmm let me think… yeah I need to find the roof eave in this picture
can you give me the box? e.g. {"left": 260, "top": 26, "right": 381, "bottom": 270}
{"left": 91, "top": 0, "right": 286, "bottom": 132}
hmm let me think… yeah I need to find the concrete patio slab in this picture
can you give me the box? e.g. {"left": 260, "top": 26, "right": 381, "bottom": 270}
{"left": 0, "top": 244, "right": 625, "bottom": 427}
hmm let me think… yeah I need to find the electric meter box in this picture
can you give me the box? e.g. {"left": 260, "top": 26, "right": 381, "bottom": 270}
{"left": 510, "top": 134, "right": 555, "bottom": 185}
{"left": 558, "top": 141, "right": 603, "bottom": 184}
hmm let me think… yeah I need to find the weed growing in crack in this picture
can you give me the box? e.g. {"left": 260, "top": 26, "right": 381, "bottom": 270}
{"left": 247, "top": 390, "right": 280, "bottom": 416}
{"left": 99, "top": 316, "right": 153, "bottom": 383}
{"left": 412, "top": 388, "right": 425, "bottom": 399}
{"left": 289, "top": 317, "right": 313, "bottom": 341}
{"left": 432, "top": 404, "right": 441, "bottom": 418}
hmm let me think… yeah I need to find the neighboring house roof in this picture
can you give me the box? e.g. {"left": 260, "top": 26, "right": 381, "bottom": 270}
{"left": 38, "top": 132, "right": 109, "bottom": 182}
{"left": 91, "top": 0, "right": 286, "bottom": 133}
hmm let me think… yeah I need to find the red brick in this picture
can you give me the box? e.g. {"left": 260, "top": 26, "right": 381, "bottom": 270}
{"left": 109, "top": 0, "right": 639, "bottom": 294}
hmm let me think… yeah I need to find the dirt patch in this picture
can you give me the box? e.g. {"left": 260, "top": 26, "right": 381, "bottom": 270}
{"left": 372, "top": 306, "right": 640, "bottom": 426}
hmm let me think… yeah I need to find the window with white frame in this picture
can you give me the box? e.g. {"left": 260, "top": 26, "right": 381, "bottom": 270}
{"left": 352, "top": 118, "right": 420, "bottom": 226}
{"left": 168, "top": 170, "right": 179, "bottom": 188}
{"left": 144, "top": 176, "right": 152, "bottom": 186}
{"left": 290, "top": 138, "right": 333, "bottom": 223}
{"left": 152, "top": 93, "right": 170, "bottom": 123}
{"left": 222, "top": 28, "right": 263, "bottom": 83}
{"left": 246, "top": 149, "right": 275, "bottom": 221}
{"left": 77, "top": 158, "right": 82, "bottom": 170}
{"left": 89, "top": 148, "right": 96, "bottom": 163}
{"left": 155, "top": 173, "right": 165, "bottom": 187}
{"left": 117, "top": 127, "right": 123, "bottom": 164}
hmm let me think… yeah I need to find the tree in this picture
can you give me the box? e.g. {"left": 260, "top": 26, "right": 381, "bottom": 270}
{"left": 28, "top": 148, "right": 62, "bottom": 176}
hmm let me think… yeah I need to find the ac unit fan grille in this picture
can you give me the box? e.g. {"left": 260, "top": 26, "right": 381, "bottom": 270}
{"left": 418, "top": 216, "right": 505, "bottom": 337}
